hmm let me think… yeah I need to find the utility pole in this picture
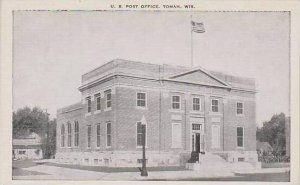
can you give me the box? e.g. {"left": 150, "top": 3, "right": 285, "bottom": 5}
{"left": 190, "top": 14, "right": 194, "bottom": 68}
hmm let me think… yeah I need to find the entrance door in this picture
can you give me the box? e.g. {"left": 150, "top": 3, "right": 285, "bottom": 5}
{"left": 195, "top": 133, "right": 200, "bottom": 152}
{"left": 192, "top": 123, "right": 205, "bottom": 153}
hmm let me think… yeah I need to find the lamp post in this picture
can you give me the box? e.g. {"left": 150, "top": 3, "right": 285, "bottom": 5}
{"left": 140, "top": 115, "right": 148, "bottom": 176}
{"left": 43, "top": 109, "right": 50, "bottom": 159}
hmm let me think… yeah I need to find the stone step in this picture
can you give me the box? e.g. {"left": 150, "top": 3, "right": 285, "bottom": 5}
{"left": 186, "top": 153, "right": 258, "bottom": 172}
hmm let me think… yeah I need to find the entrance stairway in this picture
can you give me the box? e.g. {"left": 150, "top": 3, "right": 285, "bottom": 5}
{"left": 186, "top": 152, "right": 257, "bottom": 173}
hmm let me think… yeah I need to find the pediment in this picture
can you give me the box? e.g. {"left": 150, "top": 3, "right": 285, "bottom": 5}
{"left": 169, "top": 68, "right": 229, "bottom": 87}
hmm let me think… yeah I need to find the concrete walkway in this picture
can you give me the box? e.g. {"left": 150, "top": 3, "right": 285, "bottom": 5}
{"left": 13, "top": 164, "right": 290, "bottom": 180}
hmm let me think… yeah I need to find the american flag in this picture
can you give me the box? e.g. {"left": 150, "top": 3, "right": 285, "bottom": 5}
{"left": 191, "top": 21, "right": 205, "bottom": 33}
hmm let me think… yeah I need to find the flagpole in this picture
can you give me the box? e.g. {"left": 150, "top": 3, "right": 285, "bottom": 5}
{"left": 190, "top": 14, "right": 193, "bottom": 68}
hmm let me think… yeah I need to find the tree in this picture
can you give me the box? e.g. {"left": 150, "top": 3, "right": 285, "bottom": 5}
{"left": 13, "top": 106, "right": 48, "bottom": 137}
{"left": 257, "top": 113, "right": 286, "bottom": 155}
{"left": 13, "top": 106, "right": 56, "bottom": 158}
{"left": 41, "top": 119, "right": 56, "bottom": 158}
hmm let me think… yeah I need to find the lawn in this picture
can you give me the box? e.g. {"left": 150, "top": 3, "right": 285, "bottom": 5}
{"left": 262, "top": 162, "right": 290, "bottom": 168}
{"left": 147, "top": 172, "right": 290, "bottom": 182}
{"left": 12, "top": 160, "right": 49, "bottom": 177}
{"left": 44, "top": 162, "right": 187, "bottom": 173}
{"left": 12, "top": 159, "right": 38, "bottom": 168}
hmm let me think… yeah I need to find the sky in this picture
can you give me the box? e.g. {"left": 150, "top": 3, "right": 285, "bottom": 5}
{"left": 13, "top": 11, "right": 290, "bottom": 126}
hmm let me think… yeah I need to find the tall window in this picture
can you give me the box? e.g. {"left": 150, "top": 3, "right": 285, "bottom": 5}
{"left": 237, "top": 127, "right": 244, "bottom": 147}
{"left": 237, "top": 102, "right": 244, "bottom": 115}
{"left": 95, "top": 93, "right": 101, "bottom": 111}
{"left": 211, "top": 99, "right": 219, "bottom": 112}
{"left": 86, "top": 96, "right": 91, "bottom": 113}
{"left": 172, "top": 95, "right": 180, "bottom": 109}
{"left": 61, "top": 124, "right": 65, "bottom": 147}
{"left": 105, "top": 90, "right": 111, "bottom": 108}
{"left": 106, "top": 122, "right": 111, "bottom": 147}
{"left": 97, "top": 123, "right": 101, "bottom": 147}
{"left": 74, "top": 121, "right": 79, "bottom": 147}
{"left": 193, "top": 97, "right": 200, "bottom": 111}
{"left": 136, "top": 122, "right": 146, "bottom": 147}
{"left": 137, "top": 92, "right": 146, "bottom": 107}
{"left": 67, "top": 122, "right": 72, "bottom": 147}
{"left": 87, "top": 125, "right": 91, "bottom": 148}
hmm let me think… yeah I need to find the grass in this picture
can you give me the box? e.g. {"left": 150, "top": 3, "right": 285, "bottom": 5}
{"left": 146, "top": 172, "right": 290, "bottom": 182}
{"left": 12, "top": 159, "right": 38, "bottom": 169}
{"left": 262, "top": 162, "right": 290, "bottom": 168}
{"left": 13, "top": 168, "right": 48, "bottom": 177}
{"left": 44, "top": 162, "right": 186, "bottom": 173}
{"left": 12, "top": 160, "right": 49, "bottom": 176}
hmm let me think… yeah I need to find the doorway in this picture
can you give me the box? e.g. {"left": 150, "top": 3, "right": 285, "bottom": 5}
{"left": 192, "top": 123, "right": 205, "bottom": 153}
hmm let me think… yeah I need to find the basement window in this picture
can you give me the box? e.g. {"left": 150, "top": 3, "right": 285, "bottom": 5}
{"left": 238, "top": 157, "right": 245, "bottom": 162}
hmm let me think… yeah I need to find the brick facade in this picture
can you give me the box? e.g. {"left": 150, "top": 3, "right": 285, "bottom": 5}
{"left": 56, "top": 59, "right": 258, "bottom": 167}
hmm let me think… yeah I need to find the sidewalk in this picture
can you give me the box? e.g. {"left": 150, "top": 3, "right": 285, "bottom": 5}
{"left": 13, "top": 163, "right": 290, "bottom": 180}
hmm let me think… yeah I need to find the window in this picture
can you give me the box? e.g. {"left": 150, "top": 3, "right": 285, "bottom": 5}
{"left": 19, "top": 150, "right": 26, "bottom": 155}
{"left": 105, "top": 90, "right": 112, "bottom": 108}
{"left": 67, "top": 122, "right": 72, "bottom": 147}
{"left": 193, "top": 97, "right": 201, "bottom": 111}
{"left": 192, "top": 124, "right": 202, "bottom": 131}
{"left": 137, "top": 159, "right": 148, "bottom": 164}
{"left": 211, "top": 99, "right": 219, "bottom": 112}
{"left": 137, "top": 92, "right": 146, "bottom": 107}
{"left": 136, "top": 122, "right": 146, "bottom": 147}
{"left": 97, "top": 123, "right": 101, "bottom": 147}
{"left": 106, "top": 122, "right": 111, "bottom": 147}
{"left": 95, "top": 93, "right": 101, "bottom": 111}
{"left": 237, "top": 102, "right": 244, "bottom": 115}
{"left": 74, "top": 121, "right": 79, "bottom": 147}
{"left": 237, "top": 127, "right": 244, "bottom": 147}
{"left": 238, "top": 157, "right": 245, "bottom": 162}
{"left": 86, "top": 96, "right": 91, "bottom": 113}
{"left": 61, "top": 124, "right": 65, "bottom": 147}
{"left": 172, "top": 123, "right": 182, "bottom": 148}
{"left": 172, "top": 95, "right": 180, "bottom": 109}
{"left": 87, "top": 125, "right": 91, "bottom": 148}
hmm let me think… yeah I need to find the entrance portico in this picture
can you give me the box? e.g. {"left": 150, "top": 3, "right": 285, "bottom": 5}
{"left": 191, "top": 123, "right": 205, "bottom": 153}
{"left": 190, "top": 117, "right": 205, "bottom": 158}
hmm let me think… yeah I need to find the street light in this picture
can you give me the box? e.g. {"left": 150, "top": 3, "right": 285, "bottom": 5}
{"left": 43, "top": 109, "right": 50, "bottom": 159}
{"left": 140, "top": 115, "right": 148, "bottom": 176}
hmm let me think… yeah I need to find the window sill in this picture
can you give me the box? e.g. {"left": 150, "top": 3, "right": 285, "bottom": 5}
{"left": 104, "top": 107, "right": 112, "bottom": 112}
{"left": 94, "top": 110, "right": 101, "bottom": 114}
{"left": 85, "top": 112, "right": 92, "bottom": 117}
{"left": 136, "top": 146, "right": 149, "bottom": 149}
{"left": 136, "top": 106, "right": 148, "bottom": 110}
{"left": 237, "top": 146, "right": 245, "bottom": 150}
{"left": 209, "top": 112, "right": 222, "bottom": 116}
{"left": 236, "top": 114, "right": 245, "bottom": 117}
{"left": 168, "top": 109, "right": 184, "bottom": 113}
{"left": 106, "top": 146, "right": 112, "bottom": 149}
